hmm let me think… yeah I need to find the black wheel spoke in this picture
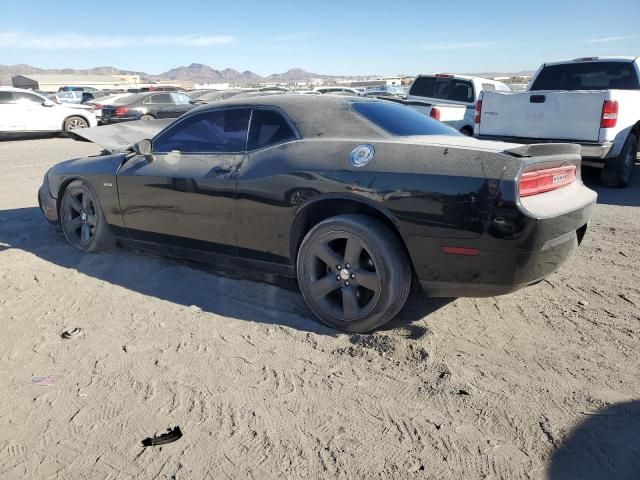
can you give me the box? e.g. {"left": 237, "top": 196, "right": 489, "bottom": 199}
{"left": 68, "top": 196, "right": 83, "bottom": 213}
{"left": 354, "top": 269, "right": 380, "bottom": 293}
{"left": 342, "top": 288, "right": 360, "bottom": 320}
{"left": 82, "top": 192, "right": 90, "bottom": 210}
{"left": 313, "top": 242, "right": 343, "bottom": 268}
{"left": 310, "top": 274, "right": 340, "bottom": 299}
{"left": 343, "top": 237, "right": 362, "bottom": 267}
{"left": 81, "top": 223, "right": 91, "bottom": 243}
{"left": 68, "top": 217, "right": 82, "bottom": 232}
{"left": 86, "top": 214, "right": 97, "bottom": 227}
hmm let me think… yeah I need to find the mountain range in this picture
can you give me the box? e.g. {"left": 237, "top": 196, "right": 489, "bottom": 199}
{"left": 0, "top": 63, "right": 374, "bottom": 86}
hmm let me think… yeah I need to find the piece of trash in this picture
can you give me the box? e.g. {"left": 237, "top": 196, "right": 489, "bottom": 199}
{"left": 61, "top": 328, "right": 83, "bottom": 339}
{"left": 187, "top": 305, "right": 202, "bottom": 312}
{"left": 142, "top": 426, "right": 183, "bottom": 447}
{"left": 578, "top": 300, "right": 588, "bottom": 307}
{"left": 32, "top": 376, "right": 55, "bottom": 386}
{"left": 456, "top": 389, "right": 471, "bottom": 396}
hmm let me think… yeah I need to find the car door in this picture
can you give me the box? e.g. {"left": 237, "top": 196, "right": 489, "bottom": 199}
{"left": 13, "top": 91, "right": 60, "bottom": 131}
{"left": 117, "top": 107, "right": 251, "bottom": 256}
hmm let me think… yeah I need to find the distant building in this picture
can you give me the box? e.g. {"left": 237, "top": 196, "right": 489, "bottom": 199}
{"left": 12, "top": 74, "right": 143, "bottom": 92}
{"left": 11, "top": 73, "right": 191, "bottom": 92}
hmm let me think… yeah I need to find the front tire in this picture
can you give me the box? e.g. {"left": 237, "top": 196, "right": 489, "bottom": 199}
{"left": 63, "top": 116, "right": 89, "bottom": 132}
{"left": 297, "top": 214, "right": 412, "bottom": 332}
{"left": 601, "top": 133, "right": 637, "bottom": 188}
{"left": 59, "top": 180, "right": 115, "bottom": 252}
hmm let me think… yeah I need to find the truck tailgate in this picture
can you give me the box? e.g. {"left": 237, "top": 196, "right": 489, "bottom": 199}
{"left": 479, "top": 90, "right": 606, "bottom": 142}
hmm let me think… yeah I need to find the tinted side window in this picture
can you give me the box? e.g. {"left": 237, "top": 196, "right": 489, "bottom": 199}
{"left": 248, "top": 109, "right": 296, "bottom": 150}
{"left": 14, "top": 92, "right": 43, "bottom": 103}
{"left": 409, "top": 77, "right": 435, "bottom": 97}
{"left": 171, "top": 92, "right": 192, "bottom": 105}
{"left": 352, "top": 101, "right": 460, "bottom": 136}
{"left": 146, "top": 93, "right": 173, "bottom": 104}
{"left": 449, "top": 80, "right": 474, "bottom": 102}
{"left": 153, "top": 108, "right": 250, "bottom": 153}
{"left": 0, "top": 92, "right": 15, "bottom": 103}
{"left": 531, "top": 62, "right": 640, "bottom": 90}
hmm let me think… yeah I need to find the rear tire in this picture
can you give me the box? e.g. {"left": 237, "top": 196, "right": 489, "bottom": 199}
{"left": 297, "top": 214, "right": 412, "bottom": 332}
{"left": 140, "top": 114, "right": 155, "bottom": 121}
{"left": 63, "top": 116, "right": 89, "bottom": 132}
{"left": 59, "top": 180, "right": 116, "bottom": 253}
{"left": 601, "top": 133, "right": 637, "bottom": 188}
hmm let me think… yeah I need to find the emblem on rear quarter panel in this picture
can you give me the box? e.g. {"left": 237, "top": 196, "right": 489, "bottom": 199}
{"left": 349, "top": 145, "right": 375, "bottom": 167}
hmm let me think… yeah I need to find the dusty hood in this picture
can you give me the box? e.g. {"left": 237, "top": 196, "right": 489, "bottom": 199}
{"left": 67, "top": 119, "right": 173, "bottom": 153}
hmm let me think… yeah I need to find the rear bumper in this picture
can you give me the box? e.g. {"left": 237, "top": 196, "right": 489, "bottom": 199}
{"left": 38, "top": 177, "right": 58, "bottom": 223}
{"left": 413, "top": 184, "right": 597, "bottom": 298}
{"left": 101, "top": 116, "right": 139, "bottom": 124}
{"left": 475, "top": 135, "right": 613, "bottom": 161}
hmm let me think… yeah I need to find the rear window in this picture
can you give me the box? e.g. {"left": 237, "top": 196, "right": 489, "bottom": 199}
{"left": 531, "top": 62, "right": 640, "bottom": 91}
{"left": 0, "top": 91, "right": 14, "bottom": 104}
{"left": 351, "top": 101, "right": 460, "bottom": 137}
{"left": 409, "top": 77, "right": 435, "bottom": 97}
{"left": 410, "top": 76, "right": 475, "bottom": 102}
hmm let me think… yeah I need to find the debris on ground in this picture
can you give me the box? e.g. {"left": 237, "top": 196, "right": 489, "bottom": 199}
{"left": 141, "top": 426, "right": 183, "bottom": 447}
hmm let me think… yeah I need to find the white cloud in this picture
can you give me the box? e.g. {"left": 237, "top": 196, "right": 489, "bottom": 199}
{"left": 0, "top": 32, "right": 234, "bottom": 49}
{"left": 582, "top": 34, "right": 640, "bottom": 44}
{"left": 421, "top": 41, "right": 503, "bottom": 51}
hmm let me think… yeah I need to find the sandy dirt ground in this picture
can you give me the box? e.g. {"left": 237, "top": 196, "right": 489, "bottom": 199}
{"left": 0, "top": 136, "right": 638, "bottom": 480}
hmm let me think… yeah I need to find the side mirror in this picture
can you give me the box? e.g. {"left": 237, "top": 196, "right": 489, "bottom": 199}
{"left": 42, "top": 100, "right": 56, "bottom": 107}
{"left": 133, "top": 139, "right": 154, "bottom": 161}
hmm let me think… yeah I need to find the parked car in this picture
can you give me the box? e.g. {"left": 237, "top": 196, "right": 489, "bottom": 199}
{"left": 100, "top": 92, "right": 197, "bottom": 124}
{"left": 85, "top": 93, "right": 134, "bottom": 123}
{"left": 58, "top": 86, "right": 97, "bottom": 92}
{"left": 475, "top": 57, "right": 640, "bottom": 187}
{"left": 314, "top": 86, "right": 362, "bottom": 95}
{"left": 192, "top": 90, "right": 244, "bottom": 103}
{"left": 0, "top": 87, "right": 97, "bottom": 133}
{"left": 40, "top": 95, "right": 596, "bottom": 332}
{"left": 49, "top": 90, "right": 83, "bottom": 104}
{"left": 407, "top": 74, "right": 510, "bottom": 135}
{"left": 185, "top": 89, "right": 216, "bottom": 100}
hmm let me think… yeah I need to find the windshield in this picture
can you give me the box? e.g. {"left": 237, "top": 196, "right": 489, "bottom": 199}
{"left": 531, "top": 61, "right": 640, "bottom": 91}
{"left": 351, "top": 101, "right": 460, "bottom": 137}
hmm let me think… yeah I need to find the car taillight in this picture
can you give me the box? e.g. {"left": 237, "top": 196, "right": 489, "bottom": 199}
{"left": 430, "top": 107, "right": 440, "bottom": 121}
{"left": 474, "top": 100, "right": 482, "bottom": 123}
{"left": 92, "top": 103, "right": 102, "bottom": 110}
{"left": 600, "top": 100, "right": 618, "bottom": 128}
{"left": 114, "top": 107, "right": 130, "bottom": 116}
{"left": 519, "top": 165, "right": 576, "bottom": 197}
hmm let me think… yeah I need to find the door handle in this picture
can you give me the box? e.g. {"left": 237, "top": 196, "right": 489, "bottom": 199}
{"left": 213, "top": 165, "right": 233, "bottom": 174}
{"left": 530, "top": 95, "right": 546, "bottom": 103}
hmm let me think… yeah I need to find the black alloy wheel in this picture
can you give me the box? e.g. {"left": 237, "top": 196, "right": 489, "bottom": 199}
{"left": 297, "top": 214, "right": 412, "bottom": 332}
{"left": 60, "top": 181, "right": 115, "bottom": 252}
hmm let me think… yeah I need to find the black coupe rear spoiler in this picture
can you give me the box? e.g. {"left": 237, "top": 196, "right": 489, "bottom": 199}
{"left": 67, "top": 119, "right": 173, "bottom": 154}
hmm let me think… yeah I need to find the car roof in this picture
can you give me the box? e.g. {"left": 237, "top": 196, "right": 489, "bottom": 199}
{"left": 189, "top": 94, "right": 387, "bottom": 139}
{"left": 543, "top": 56, "right": 638, "bottom": 66}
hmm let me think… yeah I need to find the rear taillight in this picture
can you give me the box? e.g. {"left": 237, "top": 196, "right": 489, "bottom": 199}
{"left": 114, "top": 107, "right": 130, "bottom": 116}
{"left": 474, "top": 100, "right": 482, "bottom": 123}
{"left": 430, "top": 107, "right": 440, "bottom": 121}
{"left": 519, "top": 165, "right": 576, "bottom": 197}
{"left": 600, "top": 100, "right": 618, "bottom": 128}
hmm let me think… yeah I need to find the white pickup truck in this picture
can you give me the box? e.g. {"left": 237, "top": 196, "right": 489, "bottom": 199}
{"left": 404, "top": 74, "right": 511, "bottom": 135}
{"left": 475, "top": 57, "right": 640, "bottom": 187}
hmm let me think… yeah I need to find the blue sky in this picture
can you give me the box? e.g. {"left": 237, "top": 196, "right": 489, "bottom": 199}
{"left": 0, "top": 0, "right": 638, "bottom": 75}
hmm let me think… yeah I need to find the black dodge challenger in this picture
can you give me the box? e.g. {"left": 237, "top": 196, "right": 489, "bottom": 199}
{"left": 39, "top": 95, "right": 597, "bottom": 332}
